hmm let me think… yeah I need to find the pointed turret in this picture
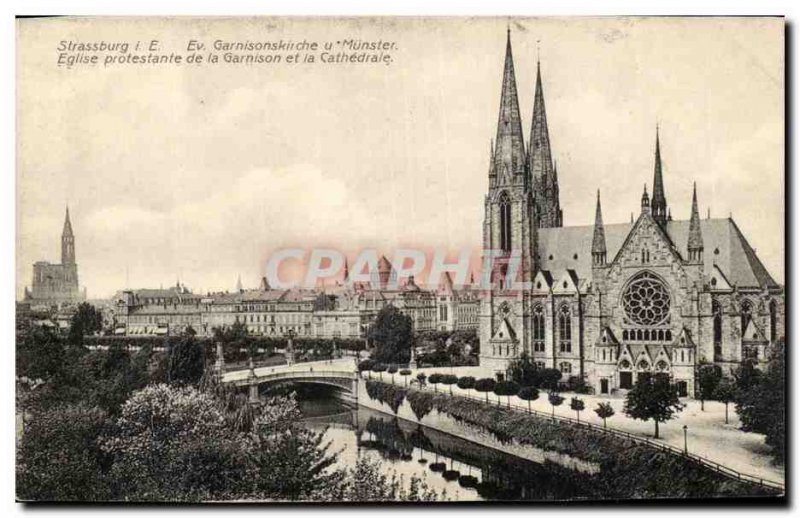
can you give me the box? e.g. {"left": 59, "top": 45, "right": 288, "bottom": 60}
{"left": 260, "top": 276, "right": 270, "bottom": 291}
{"left": 236, "top": 275, "right": 243, "bottom": 293}
{"left": 61, "top": 206, "right": 75, "bottom": 265}
{"left": 493, "top": 30, "right": 526, "bottom": 185}
{"left": 651, "top": 128, "right": 668, "bottom": 228}
{"left": 687, "top": 182, "right": 704, "bottom": 262}
{"left": 641, "top": 184, "right": 650, "bottom": 214}
{"left": 592, "top": 190, "right": 607, "bottom": 266}
{"left": 529, "top": 59, "right": 562, "bottom": 228}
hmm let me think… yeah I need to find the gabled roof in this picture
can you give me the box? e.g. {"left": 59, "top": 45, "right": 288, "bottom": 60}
{"left": 538, "top": 217, "right": 780, "bottom": 289}
{"left": 672, "top": 327, "right": 696, "bottom": 348}
{"left": 595, "top": 327, "right": 619, "bottom": 346}
{"left": 491, "top": 318, "right": 517, "bottom": 342}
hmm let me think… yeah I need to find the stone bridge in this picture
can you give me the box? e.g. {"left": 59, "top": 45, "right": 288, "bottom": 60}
{"left": 221, "top": 358, "right": 359, "bottom": 403}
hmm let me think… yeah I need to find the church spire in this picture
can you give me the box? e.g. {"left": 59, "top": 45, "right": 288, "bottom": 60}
{"left": 61, "top": 206, "right": 75, "bottom": 265}
{"left": 651, "top": 127, "right": 668, "bottom": 228}
{"left": 592, "top": 190, "right": 607, "bottom": 265}
{"left": 687, "top": 182, "right": 704, "bottom": 262}
{"left": 493, "top": 30, "right": 526, "bottom": 184}
{"left": 529, "top": 57, "right": 562, "bottom": 228}
{"left": 62, "top": 206, "right": 74, "bottom": 237}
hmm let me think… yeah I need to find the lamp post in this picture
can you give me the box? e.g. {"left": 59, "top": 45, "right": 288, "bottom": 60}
{"left": 286, "top": 329, "right": 296, "bottom": 366}
{"left": 683, "top": 425, "right": 688, "bottom": 454}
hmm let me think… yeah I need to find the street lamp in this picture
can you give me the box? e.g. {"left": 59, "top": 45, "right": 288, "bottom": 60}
{"left": 683, "top": 425, "right": 688, "bottom": 454}
{"left": 286, "top": 329, "right": 296, "bottom": 366}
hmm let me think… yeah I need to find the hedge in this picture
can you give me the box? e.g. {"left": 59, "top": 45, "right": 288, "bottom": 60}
{"left": 362, "top": 381, "right": 777, "bottom": 499}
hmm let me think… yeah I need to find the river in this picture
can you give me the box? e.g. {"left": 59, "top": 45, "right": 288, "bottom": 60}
{"left": 295, "top": 388, "right": 598, "bottom": 502}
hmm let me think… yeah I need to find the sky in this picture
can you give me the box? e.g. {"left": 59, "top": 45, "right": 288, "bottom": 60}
{"left": 16, "top": 17, "right": 784, "bottom": 299}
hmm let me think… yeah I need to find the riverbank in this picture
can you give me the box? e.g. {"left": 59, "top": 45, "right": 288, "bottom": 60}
{"left": 358, "top": 379, "right": 782, "bottom": 500}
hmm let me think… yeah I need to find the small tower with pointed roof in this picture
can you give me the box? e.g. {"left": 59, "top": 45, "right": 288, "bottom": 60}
{"left": 641, "top": 184, "right": 650, "bottom": 214}
{"left": 592, "top": 190, "right": 607, "bottom": 266}
{"left": 687, "top": 182, "right": 704, "bottom": 263}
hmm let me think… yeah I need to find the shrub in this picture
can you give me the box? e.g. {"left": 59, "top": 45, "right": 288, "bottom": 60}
{"left": 516, "top": 386, "right": 540, "bottom": 412}
{"left": 570, "top": 397, "right": 586, "bottom": 422}
{"left": 474, "top": 378, "right": 496, "bottom": 402}
{"left": 407, "top": 390, "right": 434, "bottom": 422}
{"left": 594, "top": 402, "right": 615, "bottom": 429}
{"left": 457, "top": 376, "right": 476, "bottom": 392}
{"left": 441, "top": 374, "right": 459, "bottom": 394}
{"left": 493, "top": 381, "right": 520, "bottom": 407}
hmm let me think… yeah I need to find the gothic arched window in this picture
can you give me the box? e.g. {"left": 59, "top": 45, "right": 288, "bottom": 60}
{"left": 499, "top": 192, "right": 512, "bottom": 253}
{"left": 712, "top": 300, "right": 722, "bottom": 356}
{"left": 558, "top": 305, "right": 572, "bottom": 353}
{"left": 769, "top": 300, "right": 778, "bottom": 342}
{"left": 532, "top": 305, "right": 545, "bottom": 352}
{"left": 740, "top": 299, "right": 753, "bottom": 331}
{"left": 622, "top": 271, "right": 671, "bottom": 326}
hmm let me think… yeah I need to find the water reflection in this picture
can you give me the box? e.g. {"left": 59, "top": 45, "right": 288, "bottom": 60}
{"left": 298, "top": 395, "right": 597, "bottom": 501}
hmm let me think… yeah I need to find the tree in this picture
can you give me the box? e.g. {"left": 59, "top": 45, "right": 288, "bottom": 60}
{"left": 623, "top": 374, "right": 685, "bottom": 439}
{"left": 506, "top": 351, "right": 538, "bottom": 387}
{"left": 415, "top": 372, "right": 427, "bottom": 387}
{"left": 167, "top": 330, "right": 205, "bottom": 385}
{"left": 441, "top": 374, "right": 458, "bottom": 395}
{"left": 548, "top": 392, "right": 564, "bottom": 417}
{"left": 538, "top": 368, "right": 562, "bottom": 391}
{"left": 594, "top": 402, "right": 615, "bottom": 429}
{"left": 517, "top": 386, "right": 539, "bottom": 412}
{"left": 427, "top": 373, "right": 443, "bottom": 392}
{"left": 399, "top": 369, "right": 412, "bottom": 387}
{"left": 474, "top": 378, "right": 496, "bottom": 403}
{"left": 16, "top": 325, "right": 66, "bottom": 382}
{"left": 736, "top": 341, "right": 785, "bottom": 463}
{"left": 387, "top": 364, "right": 398, "bottom": 383}
{"left": 714, "top": 378, "right": 737, "bottom": 425}
{"left": 357, "top": 359, "right": 375, "bottom": 377}
{"left": 696, "top": 362, "right": 722, "bottom": 411}
{"left": 68, "top": 302, "right": 103, "bottom": 345}
{"left": 494, "top": 381, "right": 520, "bottom": 407}
{"left": 368, "top": 306, "right": 413, "bottom": 365}
{"left": 17, "top": 404, "right": 113, "bottom": 501}
{"left": 457, "top": 376, "right": 476, "bottom": 396}
{"left": 102, "top": 384, "right": 246, "bottom": 500}
{"left": 371, "top": 363, "right": 387, "bottom": 381}
{"left": 570, "top": 397, "right": 585, "bottom": 423}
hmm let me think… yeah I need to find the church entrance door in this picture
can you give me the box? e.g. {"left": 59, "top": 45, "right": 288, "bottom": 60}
{"left": 619, "top": 372, "right": 632, "bottom": 389}
{"left": 600, "top": 378, "right": 609, "bottom": 394}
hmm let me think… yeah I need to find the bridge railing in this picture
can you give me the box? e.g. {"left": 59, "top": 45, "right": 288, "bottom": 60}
{"left": 376, "top": 377, "right": 784, "bottom": 493}
{"left": 228, "top": 369, "right": 357, "bottom": 386}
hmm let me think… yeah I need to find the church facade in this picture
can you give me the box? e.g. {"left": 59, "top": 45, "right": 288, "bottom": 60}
{"left": 25, "top": 208, "right": 85, "bottom": 306}
{"left": 479, "top": 33, "right": 785, "bottom": 397}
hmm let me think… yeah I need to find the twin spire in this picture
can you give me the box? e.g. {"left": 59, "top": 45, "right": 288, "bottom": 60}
{"left": 492, "top": 30, "right": 526, "bottom": 180}
{"left": 490, "top": 30, "right": 562, "bottom": 228}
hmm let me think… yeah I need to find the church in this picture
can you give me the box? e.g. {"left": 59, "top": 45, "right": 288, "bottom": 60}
{"left": 478, "top": 32, "right": 785, "bottom": 397}
{"left": 25, "top": 207, "right": 85, "bottom": 306}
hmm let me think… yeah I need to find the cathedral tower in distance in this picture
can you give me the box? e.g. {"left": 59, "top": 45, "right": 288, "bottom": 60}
{"left": 25, "top": 207, "right": 84, "bottom": 305}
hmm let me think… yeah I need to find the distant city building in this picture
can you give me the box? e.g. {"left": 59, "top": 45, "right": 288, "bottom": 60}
{"left": 25, "top": 208, "right": 86, "bottom": 306}
{"left": 479, "top": 32, "right": 785, "bottom": 396}
{"left": 110, "top": 257, "right": 479, "bottom": 339}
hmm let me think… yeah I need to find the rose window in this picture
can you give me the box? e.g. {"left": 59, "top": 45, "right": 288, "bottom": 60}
{"left": 622, "top": 272, "right": 671, "bottom": 326}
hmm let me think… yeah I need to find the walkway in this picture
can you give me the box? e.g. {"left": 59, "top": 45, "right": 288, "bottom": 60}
{"left": 377, "top": 365, "right": 785, "bottom": 489}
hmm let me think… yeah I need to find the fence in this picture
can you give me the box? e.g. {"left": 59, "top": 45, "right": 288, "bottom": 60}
{"left": 370, "top": 374, "right": 784, "bottom": 493}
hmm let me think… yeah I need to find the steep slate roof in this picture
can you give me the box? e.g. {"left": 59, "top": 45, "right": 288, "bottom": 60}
{"left": 538, "top": 218, "right": 779, "bottom": 289}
